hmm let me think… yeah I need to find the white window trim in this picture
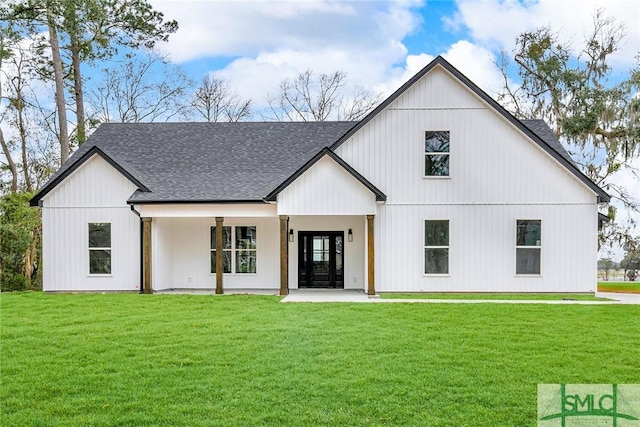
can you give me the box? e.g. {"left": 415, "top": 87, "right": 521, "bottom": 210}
{"left": 424, "top": 219, "right": 450, "bottom": 276}
{"left": 88, "top": 222, "right": 112, "bottom": 277}
{"left": 210, "top": 225, "right": 258, "bottom": 275}
{"left": 424, "top": 130, "right": 450, "bottom": 178}
{"left": 515, "top": 219, "right": 542, "bottom": 277}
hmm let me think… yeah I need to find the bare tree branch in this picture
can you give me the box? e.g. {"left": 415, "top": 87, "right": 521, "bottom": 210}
{"left": 266, "top": 69, "right": 381, "bottom": 122}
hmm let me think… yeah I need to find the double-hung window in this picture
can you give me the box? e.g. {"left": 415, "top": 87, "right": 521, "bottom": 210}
{"left": 210, "top": 226, "right": 232, "bottom": 273}
{"left": 516, "top": 220, "right": 541, "bottom": 275}
{"left": 89, "top": 223, "right": 111, "bottom": 275}
{"left": 424, "top": 220, "right": 449, "bottom": 274}
{"left": 211, "top": 226, "right": 257, "bottom": 274}
{"left": 425, "top": 131, "right": 450, "bottom": 176}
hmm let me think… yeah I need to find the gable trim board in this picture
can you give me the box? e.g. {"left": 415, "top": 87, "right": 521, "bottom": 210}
{"left": 330, "top": 56, "right": 609, "bottom": 203}
{"left": 30, "top": 146, "right": 150, "bottom": 206}
{"left": 265, "top": 147, "right": 387, "bottom": 203}
{"left": 31, "top": 55, "right": 608, "bottom": 294}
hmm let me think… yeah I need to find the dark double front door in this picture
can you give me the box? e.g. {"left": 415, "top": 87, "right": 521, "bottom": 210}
{"left": 298, "top": 232, "right": 344, "bottom": 289}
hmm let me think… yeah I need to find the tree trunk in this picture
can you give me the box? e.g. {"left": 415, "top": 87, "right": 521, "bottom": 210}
{"left": 15, "top": 95, "right": 32, "bottom": 192}
{"left": 0, "top": 128, "right": 18, "bottom": 192}
{"left": 46, "top": 1, "right": 70, "bottom": 164}
{"left": 23, "top": 224, "right": 41, "bottom": 289}
{"left": 68, "top": 6, "right": 86, "bottom": 144}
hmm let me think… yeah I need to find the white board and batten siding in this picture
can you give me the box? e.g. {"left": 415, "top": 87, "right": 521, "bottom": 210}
{"left": 337, "top": 64, "right": 600, "bottom": 292}
{"left": 277, "top": 155, "right": 377, "bottom": 216}
{"left": 152, "top": 216, "right": 280, "bottom": 291}
{"left": 41, "top": 155, "right": 140, "bottom": 292}
{"left": 276, "top": 154, "right": 375, "bottom": 291}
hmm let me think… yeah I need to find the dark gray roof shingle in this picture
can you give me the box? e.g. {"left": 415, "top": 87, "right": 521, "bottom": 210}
{"left": 37, "top": 122, "right": 356, "bottom": 204}
{"left": 521, "top": 119, "right": 575, "bottom": 166}
{"left": 32, "top": 56, "right": 608, "bottom": 206}
{"left": 32, "top": 118, "right": 586, "bottom": 205}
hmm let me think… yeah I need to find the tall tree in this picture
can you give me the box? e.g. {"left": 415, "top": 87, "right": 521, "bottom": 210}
{"left": 497, "top": 10, "right": 640, "bottom": 248}
{"left": 4, "top": 0, "right": 178, "bottom": 162}
{"left": 267, "top": 69, "right": 381, "bottom": 121}
{"left": 44, "top": 0, "right": 69, "bottom": 163}
{"left": 191, "top": 75, "right": 251, "bottom": 122}
{"left": 90, "top": 53, "right": 192, "bottom": 123}
{"left": 4, "top": 52, "right": 33, "bottom": 191}
{"left": 0, "top": 129, "right": 18, "bottom": 193}
{"left": 1, "top": 20, "right": 59, "bottom": 193}
{"left": 0, "top": 22, "right": 21, "bottom": 192}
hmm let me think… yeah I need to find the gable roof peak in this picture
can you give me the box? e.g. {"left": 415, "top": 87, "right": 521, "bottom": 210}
{"left": 330, "top": 55, "right": 609, "bottom": 203}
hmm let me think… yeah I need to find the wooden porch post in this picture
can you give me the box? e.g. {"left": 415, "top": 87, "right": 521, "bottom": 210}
{"left": 279, "top": 215, "right": 289, "bottom": 295}
{"left": 367, "top": 214, "right": 375, "bottom": 295}
{"left": 142, "top": 217, "right": 152, "bottom": 294}
{"left": 215, "top": 217, "right": 224, "bottom": 294}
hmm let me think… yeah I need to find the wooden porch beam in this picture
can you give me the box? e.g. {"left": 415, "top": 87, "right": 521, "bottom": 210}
{"left": 215, "top": 217, "right": 224, "bottom": 294}
{"left": 142, "top": 217, "right": 152, "bottom": 294}
{"left": 279, "top": 215, "right": 289, "bottom": 295}
{"left": 367, "top": 214, "right": 375, "bottom": 296}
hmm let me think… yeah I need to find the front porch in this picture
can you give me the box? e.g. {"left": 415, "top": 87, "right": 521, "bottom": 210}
{"left": 136, "top": 204, "right": 376, "bottom": 295}
{"left": 136, "top": 147, "right": 384, "bottom": 295}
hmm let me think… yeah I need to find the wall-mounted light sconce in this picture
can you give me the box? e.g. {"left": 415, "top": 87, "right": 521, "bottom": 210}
{"left": 348, "top": 228, "right": 353, "bottom": 242}
{"left": 289, "top": 229, "right": 294, "bottom": 242}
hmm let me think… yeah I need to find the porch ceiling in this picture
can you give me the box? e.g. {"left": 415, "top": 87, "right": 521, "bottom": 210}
{"left": 135, "top": 203, "right": 277, "bottom": 218}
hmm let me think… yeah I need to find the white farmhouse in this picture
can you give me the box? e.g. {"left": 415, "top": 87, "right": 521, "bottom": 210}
{"left": 31, "top": 56, "right": 609, "bottom": 294}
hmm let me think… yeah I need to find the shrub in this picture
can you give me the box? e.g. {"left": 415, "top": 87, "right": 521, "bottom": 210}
{"left": 0, "top": 192, "right": 41, "bottom": 291}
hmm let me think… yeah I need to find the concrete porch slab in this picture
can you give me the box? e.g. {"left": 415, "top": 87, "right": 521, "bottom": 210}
{"left": 281, "top": 289, "right": 371, "bottom": 303}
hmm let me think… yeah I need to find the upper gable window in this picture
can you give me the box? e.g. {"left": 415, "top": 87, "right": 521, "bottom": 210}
{"left": 425, "top": 131, "right": 450, "bottom": 177}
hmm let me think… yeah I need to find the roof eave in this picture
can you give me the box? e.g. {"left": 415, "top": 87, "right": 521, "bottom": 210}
{"left": 30, "top": 146, "right": 149, "bottom": 207}
{"left": 265, "top": 147, "right": 386, "bottom": 202}
{"left": 127, "top": 198, "right": 268, "bottom": 205}
{"left": 330, "top": 55, "right": 610, "bottom": 204}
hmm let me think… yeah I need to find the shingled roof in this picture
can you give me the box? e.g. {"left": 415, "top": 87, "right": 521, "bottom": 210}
{"left": 331, "top": 56, "right": 608, "bottom": 202}
{"left": 521, "top": 119, "right": 575, "bottom": 166}
{"left": 31, "top": 122, "right": 356, "bottom": 205}
{"left": 31, "top": 56, "right": 609, "bottom": 206}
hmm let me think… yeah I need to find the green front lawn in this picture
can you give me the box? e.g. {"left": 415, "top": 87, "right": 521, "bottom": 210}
{"left": 2, "top": 293, "right": 638, "bottom": 426}
{"left": 380, "top": 293, "right": 608, "bottom": 301}
{"left": 598, "top": 281, "right": 640, "bottom": 294}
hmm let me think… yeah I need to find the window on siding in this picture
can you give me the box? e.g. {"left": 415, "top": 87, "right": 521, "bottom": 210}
{"left": 210, "top": 226, "right": 232, "bottom": 273}
{"left": 516, "top": 220, "right": 541, "bottom": 275}
{"left": 89, "top": 223, "right": 111, "bottom": 274}
{"left": 425, "top": 220, "right": 449, "bottom": 274}
{"left": 235, "top": 226, "right": 257, "bottom": 273}
{"left": 425, "top": 131, "right": 450, "bottom": 176}
{"left": 211, "top": 226, "right": 257, "bottom": 274}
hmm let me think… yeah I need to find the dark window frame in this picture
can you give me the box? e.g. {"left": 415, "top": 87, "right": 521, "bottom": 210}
{"left": 88, "top": 222, "right": 112, "bottom": 275}
{"left": 211, "top": 225, "right": 257, "bottom": 274}
{"left": 515, "top": 219, "right": 541, "bottom": 275}
{"left": 425, "top": 131, "right": 450, "bottom": 177}
{"left": 424, "top": 220, "right": 449, "bottom": 274}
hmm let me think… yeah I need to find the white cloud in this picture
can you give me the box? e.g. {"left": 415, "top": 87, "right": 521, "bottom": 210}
{"left": 376, "top": 40, "right": 506, "bottom": 98}
{"left": 150, "top": 0, "right": 423, "bottom": 63}
{"left": 151, "top": 0, "right": 426, "bottom": 114}
{"left": 449, "top": 0, "right": 640, "bottom": 69}
{"left": 215, "top": 44, "right": 409, "bottom": 116}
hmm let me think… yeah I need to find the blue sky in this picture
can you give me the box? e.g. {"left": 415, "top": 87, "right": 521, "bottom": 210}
{"left": 2, "top": 0, "right": 637, "bottom": 258}
{"left": 144, "top": 0, "right": 639, "bottom": 260}
{"left": 148, "top": 0, "right": 639, "bottom": 105}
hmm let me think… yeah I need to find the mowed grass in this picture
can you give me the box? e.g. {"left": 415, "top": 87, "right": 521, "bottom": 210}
{"left": 2, "top": 293, "right": 639, "bottom": 426}
{"left": 598, "top": 281, "right": 640, "bottom": 294}
{"left": 380, "top": 293, "right": 608, "bottom": 301}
